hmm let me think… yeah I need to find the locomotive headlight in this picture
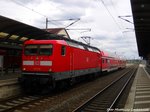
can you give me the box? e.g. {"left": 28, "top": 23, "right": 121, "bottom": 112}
{"left": 23, "top": 68, "right": 26, "bottom": 71}
{"left": 48, "top": 68, "right": 52, "bottom": 72}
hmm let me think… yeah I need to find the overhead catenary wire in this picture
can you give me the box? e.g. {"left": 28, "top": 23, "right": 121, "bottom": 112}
{"left": 109, "top": 0, "right": 124, "bottom": 30}
{"left": 12, "top": 0, "right": 82, "bottom": 28}
{"left": 108, "top": 0, "right": 127, "bottom": 38}
{"left": 11, "top": 0, "right": 62, "bottom": 28}
{"left": 97, "top": 0, "right": 122, "bottom": 31}
{"left": 11, "top": 0, "right": 47, "bottom": 18}
{"left": 11, "top": 0, "right": 123, "bottom": 33}
{"left": 108, "top": 0, "right": 134, "bottom": 36}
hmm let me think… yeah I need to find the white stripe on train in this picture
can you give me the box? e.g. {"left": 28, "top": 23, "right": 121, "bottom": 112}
{"left": 23, "top": 61, "right": 52, "bottom": 66}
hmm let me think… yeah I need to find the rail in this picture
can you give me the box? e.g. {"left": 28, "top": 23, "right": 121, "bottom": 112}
{"left": 0, "top": 95, "right": 41, "bottom": 112}
{"left": 72, "top": 66, "right": 138, "bottom": 112}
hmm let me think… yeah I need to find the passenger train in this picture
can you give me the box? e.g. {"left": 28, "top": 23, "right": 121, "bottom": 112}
{"left": 19, "top": 38, "right": 126, "bottom": 92}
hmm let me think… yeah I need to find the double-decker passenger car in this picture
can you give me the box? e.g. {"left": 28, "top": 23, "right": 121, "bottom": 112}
{"left": 101, "top": 51, "right": 126, "bottom": 72}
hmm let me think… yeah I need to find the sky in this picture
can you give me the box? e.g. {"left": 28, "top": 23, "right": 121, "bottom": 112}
{"left": 0, "top": 0, "right": 140, "bottom": 59}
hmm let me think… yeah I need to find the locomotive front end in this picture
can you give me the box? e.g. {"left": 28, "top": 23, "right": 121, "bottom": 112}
{"left": 22, "top": 44, "right": 53, "bottom": 73}
{"left": 19, "top": 41, "right": 54, "bottom": 91}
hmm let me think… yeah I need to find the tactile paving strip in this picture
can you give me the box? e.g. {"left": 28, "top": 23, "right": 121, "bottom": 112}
{"left": 133, "top": 65, "right": 150, "bottom": 111}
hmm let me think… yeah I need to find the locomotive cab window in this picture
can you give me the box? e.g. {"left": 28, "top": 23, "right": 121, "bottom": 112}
{"left": 24, "top": 44, "right": 53, "bottom": 56}
{"left": 61, "top": 46, "right": 66, "bottom": 56}
{"left": 39, "top": 44, "right": 53, "bottom": 55}
{"left": 25, "top": 45, "right": 38, "bottom": 55}
{"left": 108, "top": 59, "right": 110, "bottom": 63}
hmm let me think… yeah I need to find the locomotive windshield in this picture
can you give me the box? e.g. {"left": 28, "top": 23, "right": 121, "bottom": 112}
{"left": 25, "top": 45, "right": 37, "bottom": 55}
{"left": 39, "top": 45, "right": 53, "bottom": 55}
{"left": 24, "top": 44, "right": 53, "bottom": 56}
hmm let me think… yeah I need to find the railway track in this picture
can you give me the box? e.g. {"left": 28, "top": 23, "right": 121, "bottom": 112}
{"left": 73, "top": 66, "right": 138, "bottom": 112}
{"left": 0, "top": 95, "right": 42, "bottom": 112}
{"left": 0, "top": 66, "right": 136, "bottom": 112}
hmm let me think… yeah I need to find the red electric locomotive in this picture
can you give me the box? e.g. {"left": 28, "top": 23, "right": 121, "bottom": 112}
{"left": 19, "top": 39, "right": 101, "bottom": 90}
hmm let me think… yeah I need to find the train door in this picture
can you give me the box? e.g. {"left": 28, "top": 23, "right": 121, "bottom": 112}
{"left": 70, "top": 47, "right": 74, "bottom": 76}
{"left": 102, "top": 57, "right": 107, "bottom": 72}
{"left": 99, "top": 54, "right": 102, "bottom": 72}
{"left": 107, "top": 59, "right": 111, "bottom": 72}
{"left": 69, "top": 47, "right": 76, "bottom": 85}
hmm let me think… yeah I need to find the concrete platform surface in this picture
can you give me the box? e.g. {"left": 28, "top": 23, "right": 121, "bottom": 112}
{"left": 0, "top": 72, "right": 21, "bottom": 100}
{"left": 0, "top": 71, "right": 20, "bottom": 81}
{"left": 125, "top": 64, "right": 150, "bottom": 112}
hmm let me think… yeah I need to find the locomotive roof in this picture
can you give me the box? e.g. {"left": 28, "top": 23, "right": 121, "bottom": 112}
{"left": 61, "top": 37, "right": 100, "bottom": 51}
{"left": 24, "top": 39, "right": 68, "bottom": 46}
{"left": 25, "top": 35, "right": 100, "bottom": 52}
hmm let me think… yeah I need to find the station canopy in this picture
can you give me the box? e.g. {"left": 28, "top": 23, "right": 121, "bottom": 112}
{"left": 131, "top": 0, "right": 150, "bottom": 59}
{"left": 0, "top": 15, "right": 68, "bottom": 49}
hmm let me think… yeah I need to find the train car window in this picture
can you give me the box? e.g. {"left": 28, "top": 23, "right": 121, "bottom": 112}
{"left": 25, "top": 45, "right": 38, "bottom": 55}
{"left": 61, "top": 46, "right": 66, "bottom": 56}
{"left": 39, "top": 44, "right": 53, "bottom": 55}
{"left": 105, "top": 59, "right": 107, "bottom": 63}
{"left": 106, "top": 59, "right": 108, "bottom": 63}
{"left": 102, "top": 59, "right": 105, "bottom": 63}
{"left": 108, "top": 59, "right": 110, "bottom": 63}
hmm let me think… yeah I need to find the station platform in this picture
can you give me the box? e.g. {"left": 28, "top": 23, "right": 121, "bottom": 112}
{"left": 0, "top": 69, "right": 20, "bottom": 81}
{"left": 125, "top": 64, "right": 150, "bottom": 111}
{"left": 0, "top": 70, "right": 21, "bottom": 100}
